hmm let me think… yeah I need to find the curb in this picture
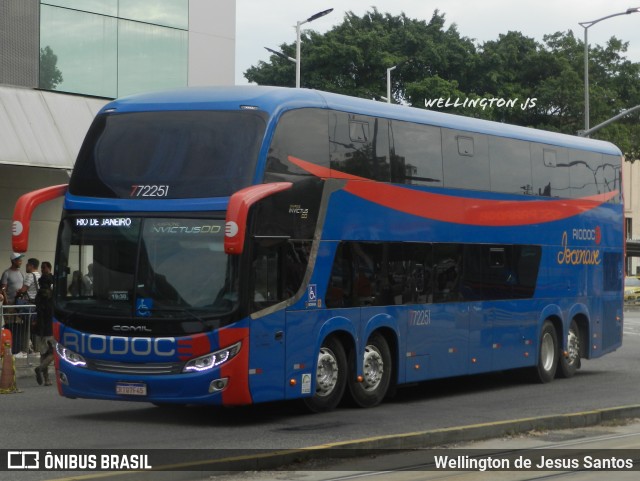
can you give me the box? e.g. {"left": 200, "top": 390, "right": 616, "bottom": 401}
{"left": 15, "top": 358, "right": 39, "bottom": 379}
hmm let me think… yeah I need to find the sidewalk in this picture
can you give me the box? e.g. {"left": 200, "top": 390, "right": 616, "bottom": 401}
{"left": 13, "top": 351, "right": 41, "bottom": 380}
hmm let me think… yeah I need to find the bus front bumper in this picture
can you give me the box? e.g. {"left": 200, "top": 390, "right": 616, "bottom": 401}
{"left": 55, "top": 360, "right": 251, "bottom": 406}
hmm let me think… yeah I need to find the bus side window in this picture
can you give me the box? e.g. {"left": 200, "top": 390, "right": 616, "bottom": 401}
{"left": 330, "top": 112, "right": 390, "bottom": 181}
{"left": 352, "top": 242, "right": 380, "bottom": 306}
{"left": 410, "top": 244, "right": 433, "bottom": 304}
{"left": 251, "top": 240, "right": 313, "bottom": 312}
{"left": 251, "top": 243, "right": 280, "bottom": 310}
{"left": 325, "top": 243, "right": 353, "bottom": 309}
{"left": 283, "top": 241, "right": 312, "bottom": 298}
{"left": 433, "top": 244, "right": 462, "bottom": 303}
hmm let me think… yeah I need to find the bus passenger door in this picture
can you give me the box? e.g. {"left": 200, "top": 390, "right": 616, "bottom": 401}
{"left": 246, "top": 242, "right": 287, "bottom": 403}
{"left": 248, "top": 311, "right": 286, "bottom": 403}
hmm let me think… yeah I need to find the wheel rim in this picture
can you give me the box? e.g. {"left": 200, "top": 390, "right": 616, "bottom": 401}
{"left": 540, "top": 331, "right": 555, "bottom": 372}
{"left": 315, "top": 347, "right": 339, "bottom": 397}
{"left": 361, "top": 345, "right": 384, "bottom": 392}
{"left": 566, "top": 327, "right": 580, "bottom": 366}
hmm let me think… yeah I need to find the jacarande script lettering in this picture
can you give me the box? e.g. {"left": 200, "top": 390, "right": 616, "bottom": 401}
{"left": 556, "top": 232, "right": 601, "bottom": 265}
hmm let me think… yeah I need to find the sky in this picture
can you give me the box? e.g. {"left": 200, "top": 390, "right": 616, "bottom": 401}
{"left": 235, "top": 0, "right": 640, "bottom": 85}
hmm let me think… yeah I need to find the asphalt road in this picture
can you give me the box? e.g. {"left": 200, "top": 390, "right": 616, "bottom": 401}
{"left": 4, "top": 308, "right": 640, "bottom": 481}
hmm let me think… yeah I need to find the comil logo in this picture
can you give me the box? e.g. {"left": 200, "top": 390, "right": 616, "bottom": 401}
{"left": 8, "top": 451, "right": 39, "bottom": 469}
{"left": 572, "top": 226, "right": 601, "bottom": 245}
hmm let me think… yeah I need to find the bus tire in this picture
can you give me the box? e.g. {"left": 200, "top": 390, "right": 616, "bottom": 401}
{"left": 533, "top": 320, "right": 558, "bottom": 383}
{"left": 303, "top": 337, "right": 347, "bottom": 413}
{"left": 557, "top": 319, "right": 581, "bottom": 378}
{"left": 347, "top": 332, "right": 392, "bottom": 408}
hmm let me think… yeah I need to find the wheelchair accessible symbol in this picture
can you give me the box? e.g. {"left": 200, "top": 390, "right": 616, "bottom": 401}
{"left": 306, "top": 284, "right": 319, "bottom": 308}
{"left": 136, "top": 298, "right": 153, "bottom": 317}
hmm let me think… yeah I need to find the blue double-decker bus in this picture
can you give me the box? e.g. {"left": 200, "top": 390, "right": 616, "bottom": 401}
{"left": 13, "top": 86, "right": 624, "bottom": 411}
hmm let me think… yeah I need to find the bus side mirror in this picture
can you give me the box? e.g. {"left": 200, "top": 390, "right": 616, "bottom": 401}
{"left": 224, "top": 182, "right": 292, "bottom": 255}
{"left": 12, "top": 184, "right": 68, "bottom": 253}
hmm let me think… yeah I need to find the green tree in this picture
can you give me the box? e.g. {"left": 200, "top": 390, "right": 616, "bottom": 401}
{"left": 246, "top": 9, "right": 476, "bottom": 103}
{"left": 39, "top": 45, "right": 63, "bottom": 90}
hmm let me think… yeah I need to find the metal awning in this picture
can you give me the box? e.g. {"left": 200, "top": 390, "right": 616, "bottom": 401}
{"left": 0, "top": 85, "right": 107, "bottom": 170}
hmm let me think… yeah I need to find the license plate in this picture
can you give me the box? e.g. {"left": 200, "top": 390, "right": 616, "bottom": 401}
{"left": 116, "top": 382, "right": 147, "bottom": 396}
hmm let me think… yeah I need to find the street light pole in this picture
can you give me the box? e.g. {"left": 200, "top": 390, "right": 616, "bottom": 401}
{"left": 578, "top": 104, "right": 640, "bottom": 137}
{"left": 264, "top": 47, "right": 295, "bottom": 64}
{"left": 386, "top": 66, "right": 397, "bottom": 104}
{"left": 579, "top": 7, "right": 640, "bottom": 132}
{"left": 295, "top": 8, "right": 333, "bottom": 88}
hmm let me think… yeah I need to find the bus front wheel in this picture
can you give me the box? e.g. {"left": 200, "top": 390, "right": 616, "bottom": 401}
{"left": 303, "top": 337, "right": 347, "bottom": 413}
{"left": 533, "top": 320, "right": 558, "bottom": 383}
{"left": 347, "top": 332, "right": 392, "bottom": 408}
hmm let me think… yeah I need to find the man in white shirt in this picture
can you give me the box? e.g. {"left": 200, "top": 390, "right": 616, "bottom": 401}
{"left": 1, "top": 253, "right": 26, "bottom": 353}
{"left": 1, "top": 252, "right": 25, "bottom": 305}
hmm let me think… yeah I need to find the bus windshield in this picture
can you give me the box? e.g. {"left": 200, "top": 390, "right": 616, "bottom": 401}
{"left": 68, "top": 110, "right": 267, "bottom": 199}
{"left": 55, "top": 216, "right": 239, "bottom": 325}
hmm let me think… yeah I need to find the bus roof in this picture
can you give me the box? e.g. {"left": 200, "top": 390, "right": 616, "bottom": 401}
{"left": 101, "top": 86, "right": 622, "bottom": 157}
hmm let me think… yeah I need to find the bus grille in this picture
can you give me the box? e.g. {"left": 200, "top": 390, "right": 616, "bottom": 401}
{"left": 88, "top": 360, "right": 184, "bottom": 375}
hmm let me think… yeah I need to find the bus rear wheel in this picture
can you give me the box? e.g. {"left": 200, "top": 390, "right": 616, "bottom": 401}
{"left": 347, "top": 332, "right": 392, "bottom": 408}
{"left": 532, "top": 320, "right": 558, "bottom": 383}
{"left": 557, "top": 319, "right": 581, "bottom": 378}
{"left": 303, "top": 337, "right": 347, "bottom": 413}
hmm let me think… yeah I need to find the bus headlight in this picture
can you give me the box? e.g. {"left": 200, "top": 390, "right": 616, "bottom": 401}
{"left": 183, "top": 342, "right": 241, "bottom": 373}
{"left": 56, "top": 343, "right": 88, "bottom": 368}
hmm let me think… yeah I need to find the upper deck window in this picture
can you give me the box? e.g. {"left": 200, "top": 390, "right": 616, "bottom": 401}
{"left": 69, "top": 110, "right": 267, "bottom": 199}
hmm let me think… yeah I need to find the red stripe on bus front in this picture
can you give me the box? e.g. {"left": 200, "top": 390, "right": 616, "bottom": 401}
{"left": 177, "top": 333, "right": 212, "bottom": 361}
{"left": 219, "top": 327, "right": 252, "bottom": 405}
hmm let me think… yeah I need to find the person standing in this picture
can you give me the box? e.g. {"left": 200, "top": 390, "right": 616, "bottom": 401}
{"left": 82, "top": 263, "right": 94, "bottom": 296}
{"left": 18, "top": 258, "right": 41, "bottom": 354}
{"left": 1, "top": 253, "right": 25, "bottom": 353}
{"left": 1, "top": 253, "right": 25, "bottom": 305}
{"left": 18, "top": 258, "right": 41, "bottom": 303}
{"left": 0, "top": 281, "right": 6, "bottom": 328}
{"left": 34, "top": 261, "right": 54, "bottom": 386}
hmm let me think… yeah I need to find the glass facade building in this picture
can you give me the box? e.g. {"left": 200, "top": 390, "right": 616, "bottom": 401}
{"left": 1, "top": 0, "right": 234, "bottom": 97}
{"left": 40, "top": 1, "right": 189, "bottom": 97}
